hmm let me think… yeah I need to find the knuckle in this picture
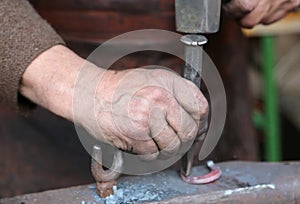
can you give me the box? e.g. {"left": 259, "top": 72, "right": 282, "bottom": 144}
{"left": 143, "top": 140, "right": 158, "bottom": 154}
{"left": 160, "top": 137, "right": 181, "bottom": 156}
{"left": 199, "top": 96, "right": 209, "bottom": 117}
{"left": 131, "top": 140, "right": 159, "bottom": 160}
{"left": 109, "top": 135, "right": 129, "bottom": 151}
{"left": 181, "top": 122, "right": 198, "bottom": 142}
{"left": 151, "top": 86, "right": 166, "bottom": 97}
{"left": 237, "top": 0, "right": 256, "bottom": 12}
{"left": 291, "top": 0, "right": 300, "bottom": 9}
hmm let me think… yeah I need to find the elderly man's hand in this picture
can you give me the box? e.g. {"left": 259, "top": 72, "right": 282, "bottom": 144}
{"left": 80, "top": 68, "right": 208, "bottom": 160}
{"left": 223, "top": 0, "right": 300, "bottom": 28}
{"left": 20, "top": 45, "right": 208, "bottom": 160}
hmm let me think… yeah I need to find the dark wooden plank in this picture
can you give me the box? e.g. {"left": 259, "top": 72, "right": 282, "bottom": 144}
{"left": 30, "top": 0, "right": 173, "bottom": 13}
{"left": 206, "top": 16, "right": 259, "bottom": 161}
{"left": 40, "top": 10, "right": 175, "bottom": 43}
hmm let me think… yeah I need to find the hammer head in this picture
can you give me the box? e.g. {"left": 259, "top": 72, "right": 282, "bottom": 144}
{"left": 175, "top": 0, "right": 222, "bottom": 34}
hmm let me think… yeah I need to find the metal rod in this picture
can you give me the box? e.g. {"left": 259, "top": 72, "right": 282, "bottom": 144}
{"left": 181, "top": 34, "right": 207, "bottom": 89}
{"left": 180, "top": 34, "right": 207, "bottom": 177}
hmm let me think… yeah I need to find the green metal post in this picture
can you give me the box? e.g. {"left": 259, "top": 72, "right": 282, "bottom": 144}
{"left": 261, "top": 36, "right": 282, "bottom": 161}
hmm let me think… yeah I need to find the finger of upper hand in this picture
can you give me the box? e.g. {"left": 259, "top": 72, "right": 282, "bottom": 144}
{"left": 222, "top": 0, "right": 300, "bottom": 27}
{"left": 262, "top": 0, "right": 300, "bottom": 25}
{"left": 223, "top": 0, "right": 258, "bottom": 19}
{"left": 288, "top": 0, "right": 300, "bottom": 10}
{"left": 239, "top": 0, "right": 271, "bottom": 28}
{"left": 262, "top": 9, "right": 287, "bottom": 25}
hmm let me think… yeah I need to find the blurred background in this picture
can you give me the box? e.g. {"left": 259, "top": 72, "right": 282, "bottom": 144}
{"left": 0, "top": 0, "right": 299, "bottom": 198}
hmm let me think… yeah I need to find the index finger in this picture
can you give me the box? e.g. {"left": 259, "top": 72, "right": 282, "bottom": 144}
{"left": 173, "top": 78, "right": 209, "bottom": 125}
{"left": 223, "top": 0, "right": 259, "bottom": 19}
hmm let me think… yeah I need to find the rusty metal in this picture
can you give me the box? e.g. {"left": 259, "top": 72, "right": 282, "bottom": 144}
{"left": 96, "top": 181, "right": 117, "bottom": 198}
{"left": 180, "top": 160, "right": 222, "bottom": 184}
{"left": 2, "top": 161, "right": 300, "bottom": 204}
{"left": 91, "top": 145, "right": 123, "bottom": 198}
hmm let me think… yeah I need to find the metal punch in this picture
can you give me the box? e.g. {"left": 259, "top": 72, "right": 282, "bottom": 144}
{"left": 179, "top": 34, "right": 222, "bottom": 184}
{"left": 175, "top": 0, "right": 223, "bottom": 183}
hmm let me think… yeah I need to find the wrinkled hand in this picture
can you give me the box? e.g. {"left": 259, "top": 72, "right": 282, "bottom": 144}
{"left": 21, "top": 45, "right": 208, "bottom": 160}
{"left": 77, "top": 67, "right": 208, "bottom": 160}
{"left": 223, "top": 0, "right": 300, "bottom": 28}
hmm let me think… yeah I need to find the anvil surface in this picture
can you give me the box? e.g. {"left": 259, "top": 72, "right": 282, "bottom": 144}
{"left": 1, "top": 161, "right": 300, "bottom": 204}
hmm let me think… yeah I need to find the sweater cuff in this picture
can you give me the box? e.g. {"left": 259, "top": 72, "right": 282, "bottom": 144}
{"left": 0, "top": 0, "right": 65, "bottom": 115}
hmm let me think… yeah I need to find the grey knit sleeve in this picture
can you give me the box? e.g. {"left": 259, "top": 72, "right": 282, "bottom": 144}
{"left": 0, "top": 0, "right": 65, "bottom": 115}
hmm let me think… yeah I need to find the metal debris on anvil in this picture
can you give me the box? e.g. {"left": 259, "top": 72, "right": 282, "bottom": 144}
{"left": 104, "top": 184, "right": 164, "bottom": 204}
{"left": 1, "top": 161, "right": 300, "bottom": 204}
